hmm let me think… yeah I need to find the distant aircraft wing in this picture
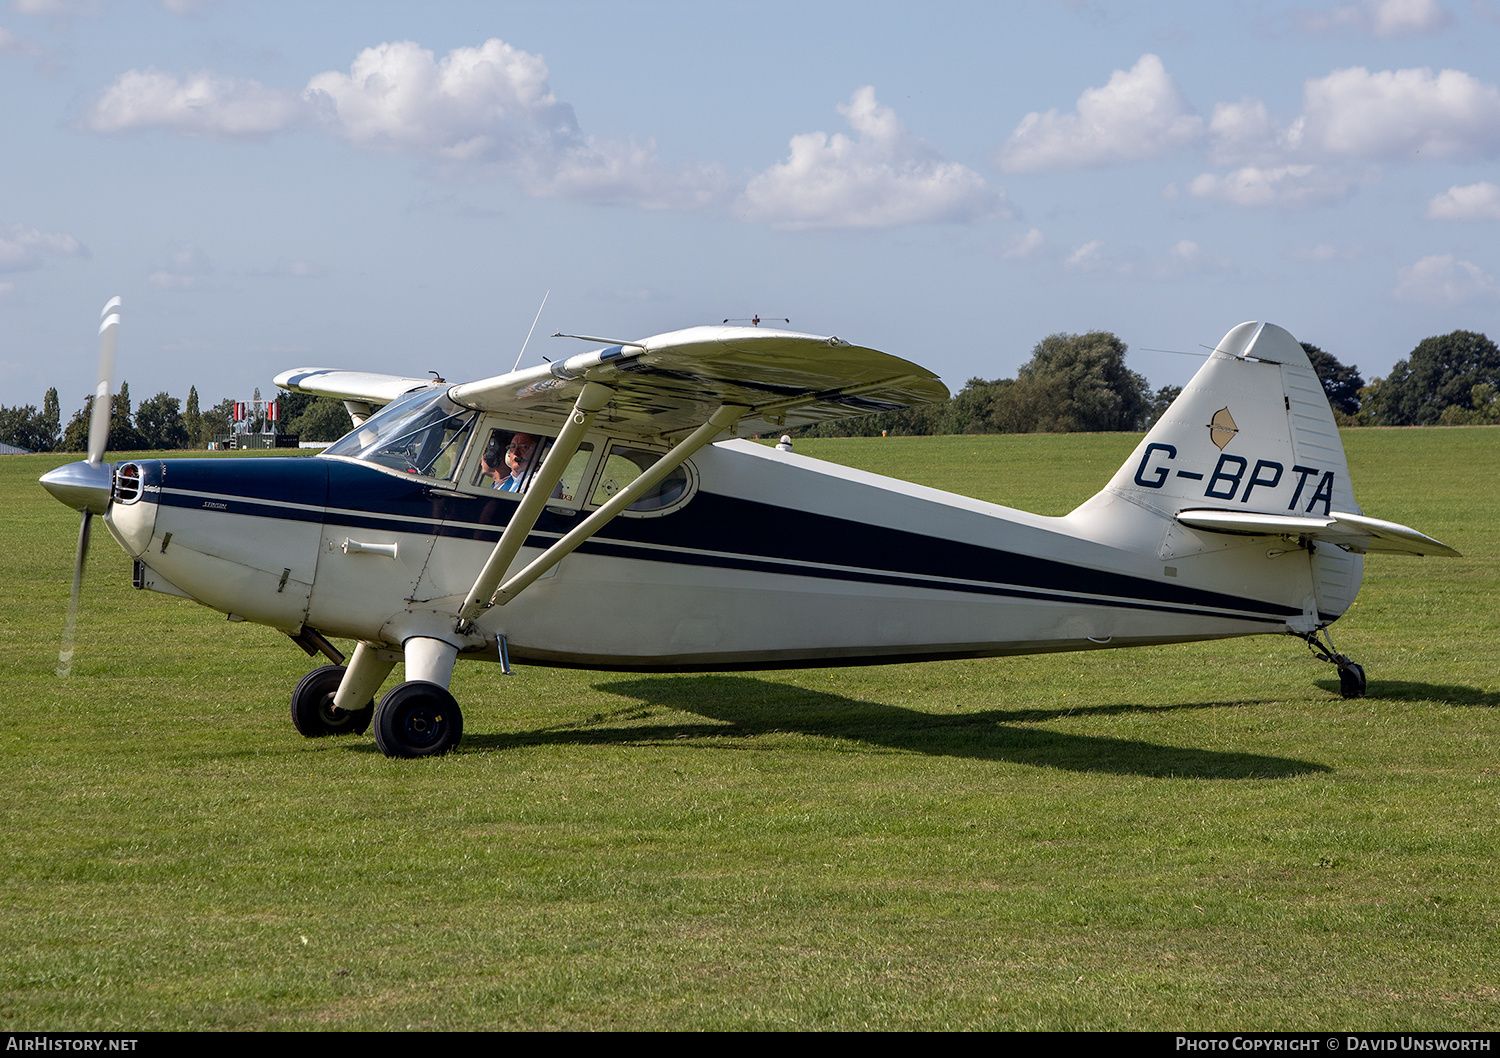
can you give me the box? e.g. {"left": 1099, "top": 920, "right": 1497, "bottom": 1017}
{"left": 1176, "top": 508, "right": 1460, "bottom": 557}
{"left": 273, "top": 368, "right": 439, "bottom": 406}
{"left": 446, "top": 325, "right": 949, "bottom": 439}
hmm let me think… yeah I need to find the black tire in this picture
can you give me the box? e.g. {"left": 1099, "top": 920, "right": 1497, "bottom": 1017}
{"left": 1339, "top": 662, "right": 1367, "bottom": 699}
{"left": 374, "top": 681, "right": 463, "bottom": 758}
{"left": 290, "top": 664, "right": 375, "bottom": 737}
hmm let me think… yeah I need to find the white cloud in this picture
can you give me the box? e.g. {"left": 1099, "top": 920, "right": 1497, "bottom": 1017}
{"left": 304, "top": 39, "right": 730, "bottom": 210}
{"left": 1003, "top": 228, "right": 1044, "bottom": 259}
{"left": 1298, "top": 0, "right": 1451, "bottom": 37}
{"left": 742, "top": 86, "right": 1006, "bottom": 230}
{"left": 0, "top": 225, "right": 85, "bottom": 271}
{"left": 1206, "top": 64, "right": 1500, "bottom": 173}
{"left": 1393, "top": 254, "right": 1500, "bottom": 304}
{"left": 11, "top": 0, "right": 92, "bottom": 15}
{"left": 1427, "top": 181, "right": 1500, "bottom": 221}
{"left": 1066, "top": 240, "right": 1106, "bottom": 270}
{"left": 148, "top": 245, "right": 213, "bottom": 290}
{"left": 1185, "top": 165, "right": 1353, "bottom": 208}
{"left": 1207, "top": 97, "right": 1299, "bottom": 166}
{"left": 303, "top": 39, "right": 564, "bottom": 159}
{"left": 1298, "top": 66, "right": 1500, "bottom": 160}
{"left": 1294, "top": 242, "right": 1363, "bottom": 261}
{"left": 997, "top": 54, "right": 1204, "bottom": 173}
{"left": 1157, "top": 238, "right": 1233, "bottom": 277}
{"left": 0, "top": 25, "right": 40, "bottom": 57}
{"left": 86, "top": 68, "right": 300, "bottom": 137}
{"left": 86, "top": 38, "right": 729, "bottom": 212}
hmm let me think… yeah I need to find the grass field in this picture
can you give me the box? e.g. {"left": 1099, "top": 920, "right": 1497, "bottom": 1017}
{"left": 1, "top": 429, "right": 1495, "bottom": 1030}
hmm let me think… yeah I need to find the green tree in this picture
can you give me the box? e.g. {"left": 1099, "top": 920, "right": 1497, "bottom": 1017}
{"left": 286, "top": 396, "right": 355, "bottom": 442}
{"left": 40, "top": 388, "right": 60, "bottom": 451}
{"left": 1436, "top": 383, "right": 1500, "bottom": 425}
{"left": 1146, "top": 385, "right": 1183, "bottom": 428}
{"left": 795, "top": 329, "right": 1155, "bottom": 437}
{"left": 0, "top": 404, "right": 48, "bottom": 451}
{"left": 136, "top": 391, "right": 190, "bottom": 449}
{"left": 185, "top": 386, "right": 202, "bottom": 447}
{"left": 60, "top": 399, "right": 92, "bottom": 452}
{"left": 1013, "top": 331, "right": 1151, "bottom": 433}
{"left": 110, "top": 380, "right": 147, "bottom": 451}
{"left": 201, "top": 398, "right": 235, "bottom": 446}
{"left": 60, "top": 384, "right": 148, "bottom": 453}
{"left": 1300, "top": 343, "right": 1365, "bottom": 417}
{"left": 1363, "top": 331, "right": 1500, "bottom": 426}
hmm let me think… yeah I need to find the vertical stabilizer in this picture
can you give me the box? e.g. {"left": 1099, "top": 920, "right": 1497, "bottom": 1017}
{"left": 1074, "top": 322, "right": 1364, "bottom": 624}
{"left": 1105, "top": 322, "right": 1358, "bottom": 519}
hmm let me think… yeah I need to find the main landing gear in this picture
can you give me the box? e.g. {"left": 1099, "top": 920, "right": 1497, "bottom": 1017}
{"left": 289, "top": 636, "right": 465, "bottom": 758}
{"left": 1295, "top": 628, "right": 1367, "bottom": 699}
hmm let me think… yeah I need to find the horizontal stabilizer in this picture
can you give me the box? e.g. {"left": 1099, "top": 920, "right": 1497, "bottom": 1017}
{"left": 1176, "top": 508, "right": 1460, "bottom": 557}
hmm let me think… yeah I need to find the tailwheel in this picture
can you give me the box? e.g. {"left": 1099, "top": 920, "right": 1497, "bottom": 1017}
{"left": 374, "top": 681, "right": 463, "bottom": 758}
{"left": 290, "top": 664, "right": 374, "bottom": 737}
{"left": 1295, "top": 629, "right": 1367, "bottom": 699}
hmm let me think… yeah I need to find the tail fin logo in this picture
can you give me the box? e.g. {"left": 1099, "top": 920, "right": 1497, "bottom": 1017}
{"left": 1208, "top": 407, "right": 1238, "bottom": 450}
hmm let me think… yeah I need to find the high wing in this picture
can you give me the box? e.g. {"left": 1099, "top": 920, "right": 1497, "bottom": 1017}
{"left": 447, "top": 321, "right": 948, "bottom": 438}
{"left": 275, "top": 326, "right": 947, "bottom": 440}
{"left": 1176, "top": 508, "right": 1460, "bottom": 557}
{"left": 448, "top": 325, "right": 948, "bottom": 439}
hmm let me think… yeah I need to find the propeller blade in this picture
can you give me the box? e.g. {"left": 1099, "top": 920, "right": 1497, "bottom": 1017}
{"left": 56, "top": 509, "right": 92, "bottom": 678}
{"left": 88, "top": 297, "right": 121, "bottom": 467}
{"left": 58, "top": 297, "right": 120, "bottom": 677}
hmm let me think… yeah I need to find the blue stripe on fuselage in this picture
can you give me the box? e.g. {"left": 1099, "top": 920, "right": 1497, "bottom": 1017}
{"left": 136, "top": 455, "right": 1302, "bottom": 623}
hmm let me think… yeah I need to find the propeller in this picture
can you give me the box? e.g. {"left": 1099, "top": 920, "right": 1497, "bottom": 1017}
{"left": 46, "top": 297, "right": 121, "bottom": 677}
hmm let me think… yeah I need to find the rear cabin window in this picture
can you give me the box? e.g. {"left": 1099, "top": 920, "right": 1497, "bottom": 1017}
{"left": 590, "top": 444, "right": 694, "bottom": 515}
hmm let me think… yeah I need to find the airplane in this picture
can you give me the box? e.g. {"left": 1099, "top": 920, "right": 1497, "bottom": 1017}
{"left": 40, "top": 300, "right": 1460, "bottom": 758}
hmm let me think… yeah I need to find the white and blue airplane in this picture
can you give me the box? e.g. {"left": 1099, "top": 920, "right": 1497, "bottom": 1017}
{"left": 41, "top": 301, "right": 1459, "bottom": 757}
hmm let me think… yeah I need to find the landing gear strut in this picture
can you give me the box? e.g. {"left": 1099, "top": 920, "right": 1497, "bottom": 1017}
{"left": 1296, "top": 629, "right": 1367, "bottom": 698}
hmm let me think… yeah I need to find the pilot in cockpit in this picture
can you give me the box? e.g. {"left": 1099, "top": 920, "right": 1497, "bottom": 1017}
{"left": 480, "top": 431, "right": 539, "bottom": 492}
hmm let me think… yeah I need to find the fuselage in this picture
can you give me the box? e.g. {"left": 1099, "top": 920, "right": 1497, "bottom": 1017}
{"left": 104, "top": 436, "right": 1322, "bottom": 672}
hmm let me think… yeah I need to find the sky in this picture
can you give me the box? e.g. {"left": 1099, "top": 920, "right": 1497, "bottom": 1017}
{"left": 2, "top": 0, "right": 1499, "bottom": 418}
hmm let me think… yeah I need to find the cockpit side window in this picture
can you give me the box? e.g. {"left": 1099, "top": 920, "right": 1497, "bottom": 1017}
{"left": 471, "top": 426, "right": 593, "bottom": 501}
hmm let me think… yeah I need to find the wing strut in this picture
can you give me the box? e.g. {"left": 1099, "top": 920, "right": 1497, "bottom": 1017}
{"left": 488, "top": 404, "right": 747, "bottom": 609}
{"left": 456, "top": 382, "right": 615, "bottom": 630}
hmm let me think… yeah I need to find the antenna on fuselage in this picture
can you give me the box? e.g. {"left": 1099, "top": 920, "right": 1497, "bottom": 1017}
{"left": 512, "top": 289, "right": 550, "bottom": 373}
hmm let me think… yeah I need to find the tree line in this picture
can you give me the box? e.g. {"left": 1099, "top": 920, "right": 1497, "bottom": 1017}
{"left": 0, "top": 384, "right": 354, "bottom": 453}
{"left": 3, "top": 328, "right": 1497, "bottom": 453}
{"left": 793, "top": 328, "right": 1500, "bottom": 438}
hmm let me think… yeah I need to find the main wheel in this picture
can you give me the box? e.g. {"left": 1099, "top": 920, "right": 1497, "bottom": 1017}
{"left": 290, "top": 664, "right": 374, "bottom": 737}
{"left": 374, "top": 681, "right": 463, "bottom": 758}
{"left": 1339, "top": 662, "right": 1367, "bottom": 699}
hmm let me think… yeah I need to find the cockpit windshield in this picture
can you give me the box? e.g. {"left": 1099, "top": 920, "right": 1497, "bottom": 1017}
{"left": 322, "top": 387, "right": 476, "bottom": 480}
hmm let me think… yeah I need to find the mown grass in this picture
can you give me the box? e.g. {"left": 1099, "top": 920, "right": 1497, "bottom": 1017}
{"left": 0, "top": 429, "right": 1495, "bottom": 1030}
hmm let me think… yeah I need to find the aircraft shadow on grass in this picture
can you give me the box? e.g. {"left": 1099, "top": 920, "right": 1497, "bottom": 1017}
{"left": 456, "top": 675, "right": 1331, "bottom": 779}
{"left": 1315, "top": 680, "right": 1500, "bottom": 707}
